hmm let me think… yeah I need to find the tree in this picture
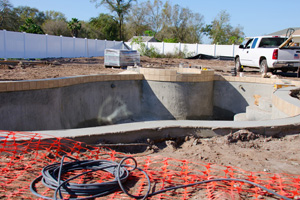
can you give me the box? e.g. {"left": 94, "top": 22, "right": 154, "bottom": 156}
{"left": 0, "top": 0, "right": 9, "bottom": 27}
{"left": 13, "top": 6, "right": 46, "bottom": 26}
{"left": 125, "top": 1, "right": 150, "bottom": 38}
{"left": 91, "top": 0, "right": 136, "bottom": 40}
{"left": 19, "top": 18, "right": 44, "bottom": 34}
{"left": 42, "top": 10, "right": 69, "bottom": 36}
{"left": 0, "top": 0, "right": 19, "bottom": 30}
{"left": 42, "top": 19, "right": 70, "bottom": 36}
{"left": 89, "top": 13, "right": 119, "bottom": 40}
{"left": 145, "top": 0, "right": 163, "bottom": 35}
{"left": 158, "top": 2, "right": 204, "bottom": 43}
{"left": 202, "top": 10, "right": 244, "bottom": 44}
{"left": 44, "top": 10, "right": 67, "bottom": 21}
{"left": 67, "top": 18, "right": 81, "bottom": 37}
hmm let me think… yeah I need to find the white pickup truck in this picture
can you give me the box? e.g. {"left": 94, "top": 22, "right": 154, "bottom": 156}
{"left": 234, "top": 35, "right": 300, "bottom": 73}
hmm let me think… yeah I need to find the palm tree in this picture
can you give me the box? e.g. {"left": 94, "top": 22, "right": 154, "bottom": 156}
{"left": 91, "top": 0, "right": 136, "bottom": 40}
{"left": 67, "top": 18, "right": 81, "bottom": 37}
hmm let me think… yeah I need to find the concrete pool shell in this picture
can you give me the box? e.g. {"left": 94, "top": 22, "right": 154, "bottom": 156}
{"left": 0, "top": 67, "right": 300, "bottom": 144}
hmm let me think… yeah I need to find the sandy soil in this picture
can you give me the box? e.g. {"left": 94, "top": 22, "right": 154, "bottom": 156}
{"left": 0, "top": 56, "right": 254, "bottom": 81}
{"left": 0, "top": 56, "right": 300, "bottom": 176}
{"left": 139, "top": 130, "right": 300, "bottom": 175}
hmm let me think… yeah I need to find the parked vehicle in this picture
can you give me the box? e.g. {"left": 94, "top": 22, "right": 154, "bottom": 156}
{"left": 234, "top": 35, "right": 300, "bottom": 73}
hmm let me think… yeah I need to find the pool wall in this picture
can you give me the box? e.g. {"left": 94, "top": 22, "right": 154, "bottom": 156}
{"left": 0, "top": 68, "right": 300, "bottom": 137}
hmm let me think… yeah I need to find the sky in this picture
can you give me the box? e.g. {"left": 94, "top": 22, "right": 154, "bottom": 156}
{"left": 9, "top": 0, "right": 300, "bottom": 41}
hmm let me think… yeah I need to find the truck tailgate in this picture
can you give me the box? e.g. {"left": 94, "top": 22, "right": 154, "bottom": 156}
{"left": 278, "top": 49, "right": 300, "bottom": 61}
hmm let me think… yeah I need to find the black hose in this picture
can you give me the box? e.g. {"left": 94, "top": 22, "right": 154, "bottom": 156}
{"left": 30, "top": 156, "right": 292, "bottom": 200}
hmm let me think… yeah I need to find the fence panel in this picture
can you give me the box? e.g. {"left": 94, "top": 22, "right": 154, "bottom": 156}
{"left": 95, "top": 40, "right": 106, "bottom": 57}
{"left": 215, "top": 45, "right": 234, "bottom": 57}
{"left": 5, "top": 31, "right": 25, "bottom": 58}
{"left": 73, "top": 37, "right": 86, "bottom": 58}
{"left": 0, "top": 31, "right": 4, "bottom": 58}
{"left": 197, "top": 44, "right": 216, "bottom": 56}
{"left": 25, "top": 33, "right": 47, "bottom": 58}
{"left": 87, "top": 39, "right": 96, "bottom": 57}
{"left": 164, "top": 43, "right": 179, "bottom": 55}
{"left": 182, "top": 43, "right": 198, "bottom": 56}
{"left": 47, "top": 35, "right": 62, "bottom": 58}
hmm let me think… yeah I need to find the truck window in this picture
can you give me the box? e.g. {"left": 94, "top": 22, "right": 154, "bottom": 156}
{"left": 258, "top": 38, "right": 286, "bottom": 48}
{"left": 245, "top": 38, "right": 254, "bottom": 49}
{"left": 251, "top": 38, "right": 258, "bottom": 48}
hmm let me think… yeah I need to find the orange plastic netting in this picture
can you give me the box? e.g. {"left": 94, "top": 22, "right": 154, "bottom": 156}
{"left": 0, "top": 131, "right": 299, "bottom": 199}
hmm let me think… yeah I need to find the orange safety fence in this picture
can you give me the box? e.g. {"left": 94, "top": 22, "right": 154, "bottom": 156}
{"left": 0, "top": 130, "right": 300, "bottom": 200}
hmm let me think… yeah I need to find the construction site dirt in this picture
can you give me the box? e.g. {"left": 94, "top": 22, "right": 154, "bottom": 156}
{"left": 0, "top": 56, "right": 299, "bottom": 81}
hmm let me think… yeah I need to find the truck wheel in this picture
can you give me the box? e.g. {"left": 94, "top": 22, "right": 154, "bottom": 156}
{"left": 235, "top": 57, "right": 243, "bottom": 72}
{"left": 259, "top": 59, "right": 269, "bottom": 74}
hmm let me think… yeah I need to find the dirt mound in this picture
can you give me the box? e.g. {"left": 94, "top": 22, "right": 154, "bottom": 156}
{"left": 224, "top": 130, "right": 261, "bottom": 143}
{"left": 136, "top": 133, "right": 300, "bottom": 175}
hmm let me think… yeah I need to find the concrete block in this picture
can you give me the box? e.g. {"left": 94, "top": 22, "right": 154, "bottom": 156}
{"left": 159, "top": 76, "right": 165, "bottom": 81}
{"left": 14, "top": 82, "right": 23, "bottom": 91}
{"left": 7, "top": 82, "right": 15, "bottom": 91}
{"left": 0, "top": 83, "right": 7, "bottom": 92}
{"left": 182, "top": 76, "right": 188, "bottom": 82}
{"left": 170, "top": 76, "right": 176, "bottom": 82}
{"left": 143, "top": 74, "right": 150, "bottom": 80}
{"left": 165, "top": 70, "right": 171, "bottom": 76}
{"left": 165, "top": 76, "right": 171, "bottom": 82}
{"left": 139, "top": 68, "right": 145, "bottom": 74}
{"left": 148, "top": 69, "right": 154, "bottom": 75}
{"left": 176, "top": 75, "right": 183, "bottom": 82}
{"left": 23, "top": 82, "right": 31, "bottom": 90}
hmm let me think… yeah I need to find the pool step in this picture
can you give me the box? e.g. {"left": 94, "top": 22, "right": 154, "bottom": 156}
{"left": 258, "top": 97, "right": 272, "bottom": 112}
{"left": 233, "top": 98, "right": 273, "bottom": 121}
{"left": 233, "top": 113, "right": 248, "bottom": 121}
{"left": 246, "top": 105, "right": 272, "bottom": 121}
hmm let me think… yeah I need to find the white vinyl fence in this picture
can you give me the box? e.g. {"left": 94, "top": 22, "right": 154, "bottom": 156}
{"left": 0, "top": 30, "right": 125, "bottom": 59}
{"left": 125, "top": 41, "right": 239, "bottom": 58}
{"left": 0, "top": 30, "right": 239, "bottom": 59}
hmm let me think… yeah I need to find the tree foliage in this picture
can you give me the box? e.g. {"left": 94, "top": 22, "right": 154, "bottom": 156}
{"left": 126, "top": 1, "right": 204, "bottom": 43}
{"left": 44, "top": 10, "right": 67, "bottom": 21}
{"left": 14, "top": 6, "right": 46, "bottom": 27}
{"left": 91, "top": 0, "right": 136, "bottom": 40}
{"left": 42, "top": 19, "right": 70, "bottom": 36}
{"left": 89, "top": 13, "right": 118, "bottom": 40}
{"left": 19, "top": 18, "right": 44, "bottom": 34}
{"left": 0, "top": 0, "right": 14, "bottom": 29}
{"left": 67, "top": 18, "right": 81, "bottom": 37}
{"left": 202, "top": 10, "right": 244, "bottom": 44}
{"left": 125, "top": 1, "right": 150, "bottom": 38}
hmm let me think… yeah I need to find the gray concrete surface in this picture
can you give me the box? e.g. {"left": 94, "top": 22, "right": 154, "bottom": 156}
{"left": 142, "top": 81, "right": 214, "bottom": 120}
{"left": 1, "top": 78, "right": 300, "bottom": 144}
{"left": 36, "top": 115, "right": 300, "bottom": 144}
{"left": 246, "top": 106, "right": 272, "bottom": 121}
{"left": 213, "top": 81, "right": 274, "bottom": 120}
{"left": 0, "top": 80, "right": 215, "bottom": 131}
{"left": 0, "top": 80, "right": 143, "bottom": 131}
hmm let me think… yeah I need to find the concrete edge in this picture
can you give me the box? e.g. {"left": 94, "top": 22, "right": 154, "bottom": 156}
{"left": 35, "top": 114, "right": 300, "bottom": 144}
{"left": 273, "top": 86, "right": 300, "bottom": 116}
{"left": 1, "top": 69, "right": 300, "bottom": 93}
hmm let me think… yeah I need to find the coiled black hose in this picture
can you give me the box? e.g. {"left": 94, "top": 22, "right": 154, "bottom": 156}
{"left": 30, "top": 155, "right": 292, "bottom": 200}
